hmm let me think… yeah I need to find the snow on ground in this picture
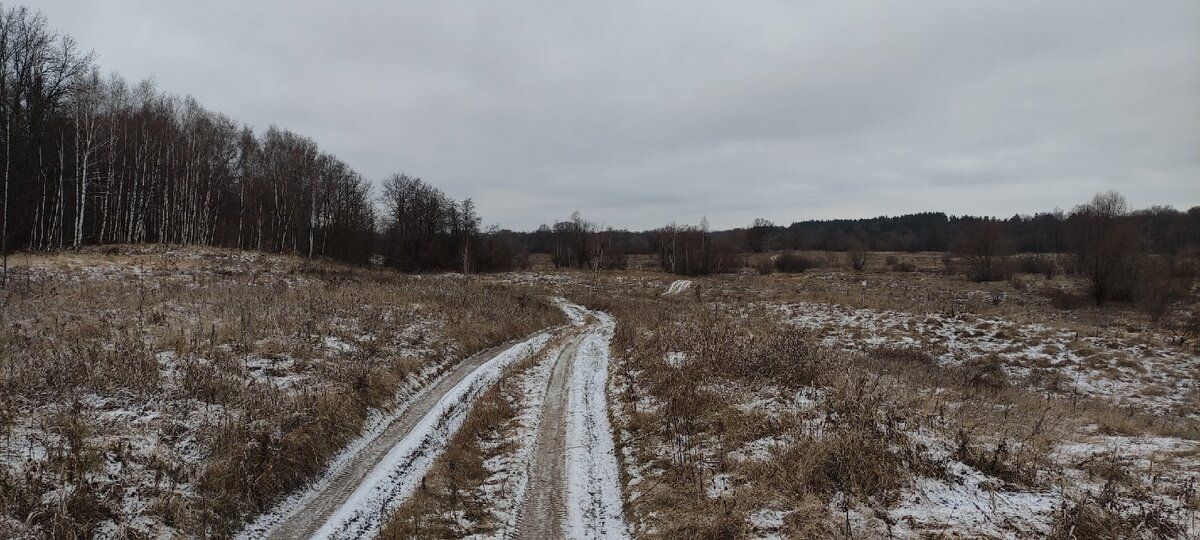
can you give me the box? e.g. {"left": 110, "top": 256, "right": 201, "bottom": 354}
{"left": 775, "top": 302, "right": 1200, "bottom": 415}
{"left": 663, "top": 279, "right": 693, "bottom": 296}
{"left": 564, "top": 309, "right": 633, "bottom": 540}
{"left": 888, "top": 461, "right": 1061, "bottom": 538}
{"left": 748, "top": 508, "right": 787, "bottom": 540}
{"left": 233, "top": 361, "right": 445, "bottom": 539}
{"left": 469, "top": 303, "right": 587, "bottom": 538}
{"left": 475, "top": 346, "right": 561, "bottom": 537}
{"left": 310, "top": 331, "right": 552, "bottom": 540}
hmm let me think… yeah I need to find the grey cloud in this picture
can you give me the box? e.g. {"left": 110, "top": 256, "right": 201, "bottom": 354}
{"left": 35, "top": 0, "right": 1200, "bottom": 230}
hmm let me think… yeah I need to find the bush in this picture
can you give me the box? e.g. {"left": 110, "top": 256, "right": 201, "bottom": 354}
{"left": 846, "top": 240, "right": 870, "bottom": 272}
{"left": 951, "top": 221, "right": 1012, "bottom": 282}
{"left": 1135, "top": 258, "right": 1189, "bottom": 322}
{"left": 1016, "top": 254, "right": 1057, "bottom": 279}
{"left": 768, "top": 378, "right": 917, "bottom": 503}
{"left": 1068, "top": 192, "right": 1142, "bottom": 305}
{"left": 596, "top": 252, "right": 629, "bottom": 270}
{"left": 745, "top": 330, "right": 827, "bottom": 387}
{"left": 775, "top": 252, "right": 820, "bottom": 273}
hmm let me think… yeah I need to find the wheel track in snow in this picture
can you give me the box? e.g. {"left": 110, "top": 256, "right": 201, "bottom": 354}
{"left": 513, "top": 304, "right": 631, "bottom": 540}
{"left": 511, "top": 326, "right": 583, "bottom": 539}
{"left": 236, "top": 330, "right": 557, "bottom": 540}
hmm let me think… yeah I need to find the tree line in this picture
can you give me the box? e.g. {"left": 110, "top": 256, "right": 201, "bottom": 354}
{"left": 515, "top": 199, "right": 1198, "bottom": 265}
{"left": 949, "top": 191, "right": 1195, "bottom": 309}
{"left": 716, "top": 204, "right": 1199, "bottom": 256}
{"left": 514, "top": 192, "right": 1198, "bottom": 307}
{"left": 0, "top": 6, "right": 514, "bottom": 283}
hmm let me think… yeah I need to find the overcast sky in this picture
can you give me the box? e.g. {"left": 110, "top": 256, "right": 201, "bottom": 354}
{"left": 34, "top": 1, "right": 1200, "bottom": 230}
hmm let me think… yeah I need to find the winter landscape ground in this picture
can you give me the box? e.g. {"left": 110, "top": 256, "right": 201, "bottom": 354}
{"left": 1, "top": 246, "right": 1197, "bottom": 539}
{"left": 2, "top": 1, "right": 1198, "bottom": 538}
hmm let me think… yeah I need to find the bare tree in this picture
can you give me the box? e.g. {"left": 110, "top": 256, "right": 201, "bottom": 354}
{"left": 846, "top": 238, "right": 870, "bottom": 272}
{"left": 747, "top": 217, "right": 774, "bottom": 253}
{"left": 1068, "top": 191, "right": 1142, "bottom": 305}
{"left": 950, "top": 220, "right": 1011, "bottom": 281}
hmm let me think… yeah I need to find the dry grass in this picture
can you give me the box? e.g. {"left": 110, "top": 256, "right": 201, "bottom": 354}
{"left": 3, "top": 247, "right": 1194, "bottom": 538}
{"left": 556, "top": 264, "right": 1200, "bottom": 539}
{"left": 376, "top": 381, "right": 514, "bottom": 538}
{"left": 0, "top": 246, "right": 562, "bottom": 538}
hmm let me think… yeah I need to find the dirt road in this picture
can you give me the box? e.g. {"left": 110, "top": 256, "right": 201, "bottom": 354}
{"left": 515, "top": 306, "right": 631, "bottom": 540}
{"left": 236, "top": 331, "right": 554, "bottom": 540}
{"left": 514, "top": 330, "right": 584, "bottom": 539}
{"left": 237, "top": 302, "right": 630, "bottom": 540}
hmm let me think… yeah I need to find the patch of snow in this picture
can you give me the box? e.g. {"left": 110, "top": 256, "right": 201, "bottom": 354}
{"left": 730, "top": 436, "right": 787, "bottom": 462}
{"left": 748, "top": 508, "right": 787, "bottom": 539}
{"left": 664, "top": 351, "right": 687, "bottom": 369}
{"left": 890, "top": 461, "right": 1060, "bottom": 538}
{"left": 322, "top": 336, "right": 356, "bottom": 354}
{"left": 707, "top": 473, "right": 733, "bottom": 498}
{"left": 663, "top": 279, "right": 693, "bottom": 296}
{"left": 774, "top": 301, "right": 1200, "bottom": 415}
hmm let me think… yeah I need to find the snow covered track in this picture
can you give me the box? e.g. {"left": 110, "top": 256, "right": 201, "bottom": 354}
{"left": 562, "top": 310, "right": 631, "bottom": 539}
{"left": 236, "top": 331, "right": 553, "bottom": 540}
{"left": 515, "top": 305, "right": 631, "bottom": 540}
{"left": 512, "top": 327, "right": 584, "bottom": 539}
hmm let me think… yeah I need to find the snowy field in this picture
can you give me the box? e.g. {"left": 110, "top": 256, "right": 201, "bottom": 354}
{"left": 2, "top": 249, "right": 1196, "bottom": 539}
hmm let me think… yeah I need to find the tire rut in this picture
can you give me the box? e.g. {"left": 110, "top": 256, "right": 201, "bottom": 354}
{"left": 236, "top": 332, "right": 556, "bottom": 540}
{"left": 513, "top": 329, "right": 586, "bottom": 539}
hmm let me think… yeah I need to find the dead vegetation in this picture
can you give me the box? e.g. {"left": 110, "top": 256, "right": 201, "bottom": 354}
{"left": 549, "top": 264, "right": 1200, "bottom": 539}
{"left": 0, "top": 246, "right": 561, "bottom": 539}
{"left": 2, "top": 244, "right": 1195, "bottom": 538}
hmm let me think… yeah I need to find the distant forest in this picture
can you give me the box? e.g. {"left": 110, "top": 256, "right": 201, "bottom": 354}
{"left": 514, "top": 204, "right": 1200, "bottom": 262}
{"left": 1, "top": 6, "right": 1197, "bottom": 291}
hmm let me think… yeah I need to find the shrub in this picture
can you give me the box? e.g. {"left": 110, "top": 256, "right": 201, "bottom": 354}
{"left": 775, "top": 252, "right": 820, "bottom": 273}
{"left": 1016, "top": 254, "right": 1057, "bottom": 279}
{"left": 745, "top": 330, "right": 827, "bottom": 387}
{"left": 846, "top": 240, "right": 870, "bottom": 272}
{"left": 1135, "top": 258, "right": 1188, "bottom": 322}
{"left": 1068, "top": 191, "right": 1143, "bottom": 305}
{"left": 951, "top": 221, "right": 1013, "bottom": 282}
{"left": 767, "top": 378, "right": 916, "bottom": 503}
{"left": 870, "top": 345, "right": 935, "bottom": 366}
{"left": 1169, "top": 311, "right": 1200, "bottom": 351}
